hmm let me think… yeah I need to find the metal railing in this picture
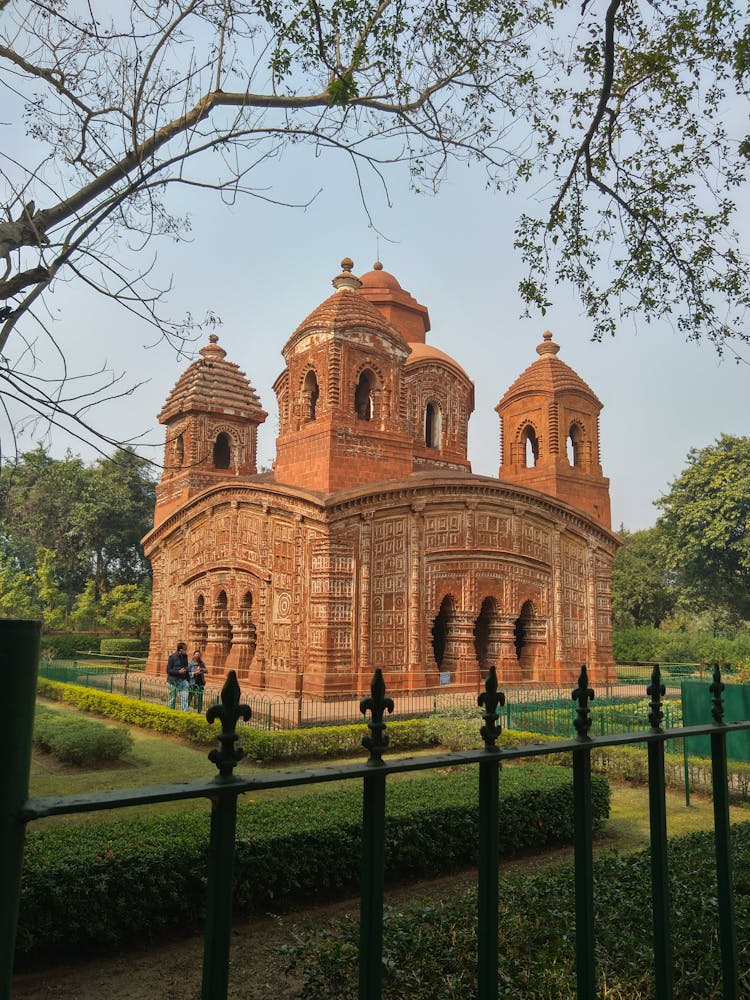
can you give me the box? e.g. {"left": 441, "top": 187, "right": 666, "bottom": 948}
{"left": 37, "top": 657, "right": 697, "bottom": 732}
{"left": 5, "top": 618, "right": 749, "bottom": 1000}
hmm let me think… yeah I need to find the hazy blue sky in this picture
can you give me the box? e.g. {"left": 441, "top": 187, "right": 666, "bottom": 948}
{"left": 10, "top": 142, "right": 748, "bottom": 532}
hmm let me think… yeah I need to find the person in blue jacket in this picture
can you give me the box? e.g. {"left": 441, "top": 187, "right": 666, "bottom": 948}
{"left": 166, "top": 641, "right": 190, "bottom": 710}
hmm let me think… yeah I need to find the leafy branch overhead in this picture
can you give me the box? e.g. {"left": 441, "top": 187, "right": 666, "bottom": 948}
{"left": 0, "top": 0, "right": 747, "bottom": 363}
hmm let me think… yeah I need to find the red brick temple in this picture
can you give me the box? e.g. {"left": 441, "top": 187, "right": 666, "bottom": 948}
{"left": 143, "top": 259, "right": 619, "bottom": 696}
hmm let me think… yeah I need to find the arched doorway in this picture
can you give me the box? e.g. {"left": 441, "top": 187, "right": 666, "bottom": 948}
{"left": 514, "top": 600, "right": 535, "bottom": 677}
{"left": 473, "top": 596, "right": 499, "bottom": 672}
{"left": 432, "top": 594, "right": 456, "bottom": 673}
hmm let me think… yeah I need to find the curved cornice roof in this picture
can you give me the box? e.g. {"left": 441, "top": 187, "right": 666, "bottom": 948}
{"left": 497, "top": 332, "right": 602, "bottom": 409}
{"left": 159, "top": 335, "right": 267, "bottom": 424}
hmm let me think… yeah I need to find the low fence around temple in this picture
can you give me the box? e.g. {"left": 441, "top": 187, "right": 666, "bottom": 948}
{"left": 36, "top": 657, "right": 713, "bottom": 741}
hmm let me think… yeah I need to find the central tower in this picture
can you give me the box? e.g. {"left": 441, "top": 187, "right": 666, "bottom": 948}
{"left": 272, "top": 258, "right": 414, "bottom": 492}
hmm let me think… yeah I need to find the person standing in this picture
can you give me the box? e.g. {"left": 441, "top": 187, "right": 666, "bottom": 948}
{"left": 166, "top": 641, "right": 190, "bottom": 710}
{"left": 188, "top": 649, "right": 208, "bottom": 712}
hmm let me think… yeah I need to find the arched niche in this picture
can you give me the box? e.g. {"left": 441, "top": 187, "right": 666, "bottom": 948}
{"left": 303, "top": 370, "right": 320, "bottom": 422}
{"left": 213, "top": 432, "right": 231, "bottom": 470}
{"left": 424, "top": 401, "right": 442, "bottom": 449}
{"left": 354, "top": 369, "right": 375, "bottom": 421}
{"left": 522, "top": 426, "right": 539, "bottom": 468}
{"left": 567, "top": 422, "right": 583, "bottom": 467}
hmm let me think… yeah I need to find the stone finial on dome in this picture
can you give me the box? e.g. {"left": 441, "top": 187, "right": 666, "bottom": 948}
{"left": 332, "top": 257, "right": 362, "bottom": 291}
{"left": 373, "top": 260, "right": 383, "bottom": 270}
{"left": 536, "top": 330, "right": 560, "bottom": 357}
{"left": 200, "top": 332, "right": 227, "bottom": 361}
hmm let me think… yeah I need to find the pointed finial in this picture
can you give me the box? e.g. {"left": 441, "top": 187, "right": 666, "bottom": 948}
{"left": 332, "top": 257, "right": 362, "bottom": 291}
{"left": 478, "top": 665, "right": 506, "bottom": 748}
{"left": 360, "top": 668, "right": 394, "bottom": 764}
{"left": 374, "top": 260, "right": 383, "bottom": 270}
{"left": 536, "top": 330, "right": 560, "bottom": 357}
{"left": 200, "top": 333, "right": 227, "bottom": 361}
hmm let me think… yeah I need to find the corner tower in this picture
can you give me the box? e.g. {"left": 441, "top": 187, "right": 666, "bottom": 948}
{"left": 154, "top": 334, "right": 267, "bottom": 525}
{"left": 496, "top": 331, "right": 611, "bottom": 528}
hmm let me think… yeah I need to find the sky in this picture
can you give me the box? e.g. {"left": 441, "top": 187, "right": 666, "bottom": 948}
{"left": 10, "top": 143, "right": 749, "bottom": 533}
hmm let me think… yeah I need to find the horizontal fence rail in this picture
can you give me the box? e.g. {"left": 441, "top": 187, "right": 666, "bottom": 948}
{"left": 8, "top": 622, "right": 749, "bottom": 1000}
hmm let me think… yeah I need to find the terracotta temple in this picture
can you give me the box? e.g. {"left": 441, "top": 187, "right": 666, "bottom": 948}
{"left": 143, "top": 259, "right": 619, "bottom": 696}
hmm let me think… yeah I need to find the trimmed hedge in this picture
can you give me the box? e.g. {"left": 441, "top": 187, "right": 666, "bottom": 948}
{"left": 17, "top": 764, "right": 609, "bottom": 959}
{"left": 100, "top": 637, "right": 148, "bottom": 655}
{"left": 33, "top": 705, "right": 133, "bottom": 765}
{"left": 40, "top": 632, "right": 102, "bottom": 659}
{"left": 36, "top": 678, "right": 569, "bottom": 763}
{"left": 285, "top": 820, "right": 750, "bottom": 999}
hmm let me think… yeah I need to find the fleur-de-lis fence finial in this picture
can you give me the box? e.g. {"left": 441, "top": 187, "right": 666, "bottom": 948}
{"left": 710, "top": 663, "right": 725, "bottom": 725}
{"left": 207, "top": 670, "right": 252, "bottom": 777}
{"left": 647, "top": 663, "right": 666, "bottom": 731}
{"left": 572, "top": 664, "right": 595, "bottom": 740}
{"left": 478, "top": 665, "right": 506, "bottom": 748}
{"left": 360, "top": 668, "right": 394, "bottom": 764}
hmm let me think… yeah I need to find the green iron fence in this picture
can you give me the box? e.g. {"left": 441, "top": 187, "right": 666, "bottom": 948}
{"left": 6, "top": 618, "right": 749, "bottom": 1000}
{"left": 37, "top": 657, "right": 694, "bottom": 733}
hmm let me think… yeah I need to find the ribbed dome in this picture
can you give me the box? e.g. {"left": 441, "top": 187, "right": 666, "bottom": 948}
{"left": 405, "top": 341, "right": 471, "bottom": 383}
{"left": 498, "top": 332, "right": 602, "bottom": 408}
{"left": 159, "top": 334, "right": 267, "bottom": 423}
{"left": 292, "top": 286, "right": 402, "bottom": 341}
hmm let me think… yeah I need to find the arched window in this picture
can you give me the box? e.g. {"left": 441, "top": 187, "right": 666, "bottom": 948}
{"left": 514, "top": 600, "right": 534, "bottom": 660}
{"left": 567, "top": 424, "right": 583, "bottom": 467}
{"left": 522, "top": 426, "right": 539, "bottom": 468}
{"left": 354, "top": 370, "right": 374, "bottom": 421}
{"left": 213, "top": 432, "right": 231, "bottom": 469}
{"left": 424, "top": 402, "right": 442, "bottom": 449}
{"left": 303, "top": 370, "right": 320, "bottom": 421}
{"left": 174, "top": 433, "right": 184, "bottom": 468}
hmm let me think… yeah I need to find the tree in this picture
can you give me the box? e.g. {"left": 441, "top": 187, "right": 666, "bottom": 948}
{"left": 0, "top": 444, "right": 155, "bottom": 604}
{"left": 656, "top": 435, "right": 750, "bottom": 623}
{"left": 69, "top": 449, "right": 155, "bottom": 594}
{"left": 611, "top": 526, "right": 676, "bottom": 628}
{"left": 0, "top": 445, "right": 90, "bottom": 594}
{"left": 0, "top": 1, "right": 747, "bottom": 449}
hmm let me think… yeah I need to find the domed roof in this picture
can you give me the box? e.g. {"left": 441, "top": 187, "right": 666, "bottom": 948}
{"left": 497, "top": 332, "right": 602, "bottom": 409}
{"left": 287, "top": 258, "right": 405, "bottom": 351}
{"left": 405, "top": 341, "right": 472, "bottom": 384}
{"left": 358, "top": 260, "right": 430, "bottom": 343}
{"left": 159, "top": 334, "right": 267, "bottom": 424}
{"left": 359, "top": 260, "right": 404, "bottom": 292}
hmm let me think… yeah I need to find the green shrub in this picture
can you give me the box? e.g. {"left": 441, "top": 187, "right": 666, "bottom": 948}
{"left": 36, "top": 678, "right": 560, "bottom": 763}
{"left": 284, "top": 820, "right": 750, "bottom": 999}
{"left": 33, "top": 705, "right": 133, "bottom": 765}
{"left": 100, "top": 637, "right": 148, "bottom": 655}
{"left": 17, "top": 764, "right": 609, "bottom": 958}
